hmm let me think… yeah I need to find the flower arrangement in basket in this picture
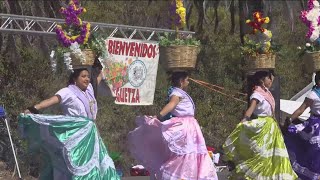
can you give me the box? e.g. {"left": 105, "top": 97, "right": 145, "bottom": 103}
{"left": 159, "top": 0, "right": 200, "bottom": 71}
{"left": 241, "top": 11, "right": 279, "bottom": 71}
{"left": 54, "top": 0, "right": 106, "bottom": 71}
{"left": 300, "top": 0, "right": 320, "bottom": 72}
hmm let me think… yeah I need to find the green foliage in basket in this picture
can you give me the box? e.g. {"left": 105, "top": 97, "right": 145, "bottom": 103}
{"left": 298, "top": 42, "right": 320, "bottom": 57}
{"left": 82, "top": 32, "right": 107, "bottom": 57}
{"left": 240, "top": 35, "right": 281, "bottom": 56}
{"left": 159, "top": 32, "right": 200, "bottom": 47}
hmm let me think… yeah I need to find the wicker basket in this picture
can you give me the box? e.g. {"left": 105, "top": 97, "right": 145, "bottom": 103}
{"left": 70, "top": 49, "right": 95, "bottom": 66}
{"left": 160, "top": 45, "right": 200, "bottom": 71}
{"left": 304, "top": 51, "right": 320, "bottom": 72}
{"left": 244, "top": 53, "right": 276, "bottom": 71}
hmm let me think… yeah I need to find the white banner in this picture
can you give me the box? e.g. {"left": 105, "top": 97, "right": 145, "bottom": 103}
{"left": 101, "top": 37, "right": 159, "bottom": 105}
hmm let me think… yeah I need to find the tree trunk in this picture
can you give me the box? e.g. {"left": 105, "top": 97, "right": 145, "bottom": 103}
{"left": 4, "top": 0, "right": 23, "bottom": 63}
{"left": 285, "top": 0, "right": 294, "bottom": 32}
{"left": 213, "top": 0, "right": 220, "bottom": 34}
{"left": 193, "top": 0, "right": 205, "bottom": 37}
{"left": 230, "top": 0, "right": 235, "bottom": 34}
{"left": 300, "top": 0, "right": 305, "bottom": 10}
{"left": 186, "top": 1, "right": 193, "bottom": 30}
{"left": 239, "top": 0, "right": 246, "bottom": 44}
{"left": 248, "top": 0, "right": 264, "bottom": 14}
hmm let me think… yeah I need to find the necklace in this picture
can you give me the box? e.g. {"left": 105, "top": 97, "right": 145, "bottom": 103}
{"left": 77, "top": 86, "right": 95, "bottom": 117}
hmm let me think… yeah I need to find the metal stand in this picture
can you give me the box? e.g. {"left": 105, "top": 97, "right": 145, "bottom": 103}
{"left": 3, "top": 118, "right": 22, "bottom": 179}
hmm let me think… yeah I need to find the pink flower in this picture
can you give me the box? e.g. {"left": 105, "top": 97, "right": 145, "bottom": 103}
{"left": 308, "top": 0, "right": 315, "bottom": 9}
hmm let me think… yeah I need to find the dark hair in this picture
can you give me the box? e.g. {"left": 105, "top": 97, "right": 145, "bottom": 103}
{"left": 68, "top": 68, "right": 89, "bottom": 85}
{"left": 252, "top": 71, "right": 273, "bottom": 87}
{"left": 170, "top": 71, "right": 189, "bottom": 87}
{"left": 247, "top": 70, "right": 274, "bottom": 96}
{"left": 313, "top": 71, "right": 320, "bottom": 89}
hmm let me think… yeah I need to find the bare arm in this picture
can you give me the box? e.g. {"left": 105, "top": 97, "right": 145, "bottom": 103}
{"left": 158, "top": 95, "right": 180, "bottom": 118}
{"left": 290, "top": 97, "right": 312, "bottom": 120}
{"left": 25, "top": 95, "right": 61, "bottom": 113}
{"left": 34, "top": 95, "right": 61, "bottom": 110}
{"left": 241, "top": 99, "right": 258, "bottom": 122}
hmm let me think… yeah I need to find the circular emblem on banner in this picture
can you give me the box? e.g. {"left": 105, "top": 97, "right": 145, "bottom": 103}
{"left": 128, "top": 60, "right": 147, "bottom": 87}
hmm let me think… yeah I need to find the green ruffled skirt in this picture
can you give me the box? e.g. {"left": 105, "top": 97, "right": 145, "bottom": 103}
{"left": 18, "top": 114, "right": 120, "bottom": 180}
{"left": 223, "top": 116, "right": 298, "bottom": 180}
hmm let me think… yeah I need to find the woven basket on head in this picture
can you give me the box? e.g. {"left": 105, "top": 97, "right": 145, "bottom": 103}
{"left": 70, "top": 49, "right": 95, "bottom": 66}
{"left": 244, "top": 53, "right": 276, "bottom": 71}
{"left": 160, "top": 45, "right": 200, "bottom": 71}
{"left": 303, "top": 51, "right": 320, "bottom": 72}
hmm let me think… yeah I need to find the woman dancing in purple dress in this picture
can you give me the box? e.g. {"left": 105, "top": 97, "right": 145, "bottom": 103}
{"left": 284, "top": 71, "right": 320, "bottom": 180}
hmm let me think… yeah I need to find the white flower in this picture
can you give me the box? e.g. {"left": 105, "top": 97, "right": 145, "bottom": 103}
{"left": 70, "top": 42, "right": 80, "bottom": 51}
{"left": 297, "top": 46, "right": 302, "bottom": 50}
{"left": 306, "top": 43, "right": 311, "bottom": 47}
{"left": 63, "top": 52, "right": 73, "bottom": 71}
{"left": 49, "top": 50, "right": 57, "bottom": 72}
{"left": 69, "top": 43, "right": 86, "bottom": 64}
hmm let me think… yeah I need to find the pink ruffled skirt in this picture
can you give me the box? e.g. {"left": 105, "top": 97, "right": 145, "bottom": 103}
{"left": 128, "top": 116, "right": 218, "bottom": 180}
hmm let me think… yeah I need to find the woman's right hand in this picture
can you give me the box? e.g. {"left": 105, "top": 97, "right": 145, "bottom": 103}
{"left": 25, "top": 106, "right": 40, "bottom": 114}
{"left": 24, "top": 109, "right": 31, "bottom": 114}
{"left": 240, "top": 115, "right": 250, "bottom": 123}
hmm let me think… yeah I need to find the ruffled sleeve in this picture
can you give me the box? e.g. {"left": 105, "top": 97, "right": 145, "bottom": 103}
{"left": 55, "top": 87, "right": 72, "bottom": 105}
{"left": 250, "top": 92, "right": 264, "bottom": 103}
{"left": 169, "top": 90, "right": 183, "bottom": 99}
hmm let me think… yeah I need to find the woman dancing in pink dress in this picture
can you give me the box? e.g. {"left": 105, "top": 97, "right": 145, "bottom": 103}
{"left": 128, "top": 71, "right": 218, "bottom": 180}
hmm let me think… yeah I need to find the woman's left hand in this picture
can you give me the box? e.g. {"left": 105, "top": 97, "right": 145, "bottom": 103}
{"left": 279, "top": 117, "right": 292, "bottom": 133}
{"left": 92, "top": 57, "right": 103, "bottom": 70}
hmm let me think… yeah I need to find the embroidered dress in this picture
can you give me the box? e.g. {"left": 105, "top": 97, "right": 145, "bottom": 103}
{"left": 223, "top": 86, "right": 298, "bottom": 180}
{"left": 284, "top": 88, "right": 320, "bottom": 180}
{"left": 19, "top": 83, "right": 120, "bottom": 180}
{"left": 128, "top": 87, "right": 218, "bottom": 180}
{"left": 56, "top": 84, "right": 97, "bottom": 119}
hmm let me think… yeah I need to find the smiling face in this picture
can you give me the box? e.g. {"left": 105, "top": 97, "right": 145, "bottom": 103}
{"left": 74, "top": 70, "right": 90, "bottom": 91}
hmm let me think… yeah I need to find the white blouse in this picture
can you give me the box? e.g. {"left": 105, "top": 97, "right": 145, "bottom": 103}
{"left": 169, "top": 88, "right": 194, "bottom": 117}
{"left": 55, "top": 84, "right": 97, "bottom": 119}
{"left": 307, "top": 91, "right": 320, "bottom": 115}
{"left": 250, "top": 92, "right": 273, "bottom": 116}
